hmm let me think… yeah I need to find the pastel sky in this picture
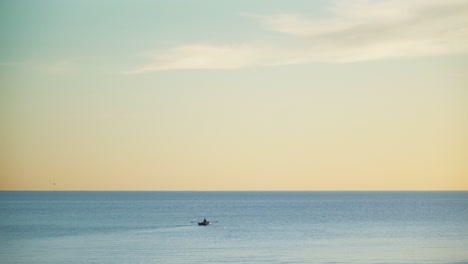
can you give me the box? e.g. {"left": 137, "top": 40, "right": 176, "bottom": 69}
{"left": 1, "top": 0, "right": 467, "bottom": 190}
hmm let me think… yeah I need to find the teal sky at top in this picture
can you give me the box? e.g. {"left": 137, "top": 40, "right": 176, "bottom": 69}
{"left": 0, "top": 0, "right": 328, "bottom": 63}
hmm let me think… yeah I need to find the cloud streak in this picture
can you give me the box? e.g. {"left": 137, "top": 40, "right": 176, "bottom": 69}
{"left": 0, "top": 62, "right": 24, "bottom": 66}
{"left": 125, "top": 45, "right": 260, "bottom": 74}
{"left": 42, "top": 61, "right": 75, "bottom": 75}
{"left": 126, "top": 0, "right": 468, "bottom": 73}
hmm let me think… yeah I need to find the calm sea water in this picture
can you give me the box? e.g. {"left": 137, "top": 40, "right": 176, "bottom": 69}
{"left": 0, "top": 191, "right": 467, "bottom": 263}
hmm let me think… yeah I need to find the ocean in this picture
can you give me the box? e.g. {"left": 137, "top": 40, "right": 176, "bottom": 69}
{"left": 0, "top": 191, "right": 467, "bottom": 263}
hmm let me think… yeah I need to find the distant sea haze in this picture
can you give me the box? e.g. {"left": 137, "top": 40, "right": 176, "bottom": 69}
{"left": 1, "top": 191, "right": 467, "bottom": 263}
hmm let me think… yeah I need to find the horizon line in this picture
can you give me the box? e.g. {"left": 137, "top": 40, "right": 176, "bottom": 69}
{"left": 1, "top": 190, "right": 467, "bottom": 192}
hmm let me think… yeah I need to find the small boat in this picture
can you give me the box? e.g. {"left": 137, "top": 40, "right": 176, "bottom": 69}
{"left": 192, "top": 218, "right": 217, "bottom": 225}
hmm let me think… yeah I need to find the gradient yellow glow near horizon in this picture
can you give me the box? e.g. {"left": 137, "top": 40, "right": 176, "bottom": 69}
{"left": 1, "top": 0, "right": 467, "bottom": 190}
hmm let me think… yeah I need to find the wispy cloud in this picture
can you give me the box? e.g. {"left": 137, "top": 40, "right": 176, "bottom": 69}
{"left": 0, "top": 61, "right": 78, "bottom": 75}
{"left": 124, "top": 45, "right": 260, "bottom": 74}
{"left": 253, "top": 0, "right": 468, "bottom": 61}
{"left": 42, "top": 61, "right": 75, "bottom": 75}
{"left": 0, "top": 62, "right": 24, "bottom": 66}
{"left": 126, "top": 0, "right": 468, "bottom": 73}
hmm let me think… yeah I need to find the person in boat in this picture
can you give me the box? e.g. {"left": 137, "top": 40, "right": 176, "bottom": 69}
{"left": 203, "top": 218, "right": 207, "bottom": 223}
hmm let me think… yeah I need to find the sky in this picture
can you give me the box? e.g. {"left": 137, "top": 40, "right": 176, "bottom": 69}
{"left": 1, "top": 0, "right": 467, "bottom": 191}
